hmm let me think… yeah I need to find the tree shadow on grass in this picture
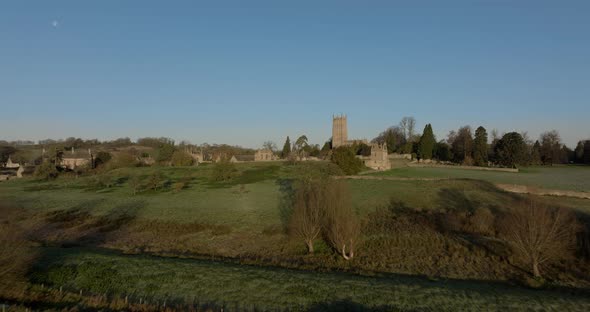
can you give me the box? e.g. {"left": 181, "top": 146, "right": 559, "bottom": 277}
{"left": 307, "top": 299, "right": 394, "bottom": 312}
{"left": 276, "top": 178, "right": 296, "bottom": 232}
{"left": 437, "top": 187, "right": 481, "bottom": 213}
{"left": 37, "top": 200, "right": 144, "bottom": 247}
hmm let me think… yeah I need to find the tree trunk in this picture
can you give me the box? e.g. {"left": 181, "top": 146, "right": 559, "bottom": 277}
{"left": 341, "top": 244, "right": 353, "bottom": 260}
{"left": 533, "top": 260, "right": 541, "bottom": 278}
{"left": 306, "top": 240, "right": 314, "bottom": 253}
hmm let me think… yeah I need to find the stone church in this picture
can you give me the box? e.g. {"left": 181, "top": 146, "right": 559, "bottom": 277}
{"left": 332, "top": 115, "right": 390, "bottom": 171}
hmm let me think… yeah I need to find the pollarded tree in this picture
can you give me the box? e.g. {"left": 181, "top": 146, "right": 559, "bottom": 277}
{"left": 281, "top": 136, "right": 291, "bottom": 159}
{"left": 418, "top": 124, "right": 435, "bottom": 160}
{"left": 288, "top": 178, "right": 325, "bottom": 253}
{"left": 500, "top": 201, "right": 577, "bottom": 278}
{"left": 473, "top": 126, "right": 488, "bottom": 166}
{"left": 324, "top": 180, "right": 360, "bottom": 260}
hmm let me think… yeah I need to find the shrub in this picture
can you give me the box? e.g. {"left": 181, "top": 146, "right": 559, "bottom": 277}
{"left": 34, "top": 160, "right": 59, "bottom": 180}
{"left": 210, "top": 158, "right": 237, "bottom": 182}
{"left": 466, "top": 207, "right": 495, "bottom": 236}
{"left": 106, "top": 152, "right": 138, "bottom": 170}
{"left": 128, "top": 175, "right": 143, "bottom": 195}
{"left": 93, "top": 151, "right": 112, "bottom": 168}
{"left": 330, "top": 147, "right": 364, "bottom": 175}
{"left": 171, "top": 150, "right": 194, "bottom": 166}
{"left": 172, "top": 181, "right": 186, "bottom": 193}
{"left": 147, "top": 172, "right": 164, "bottom": 191}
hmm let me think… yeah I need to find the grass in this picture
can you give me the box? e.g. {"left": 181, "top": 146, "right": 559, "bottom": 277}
{"left": 31, "top": 247, "right": 590, "bottom": 311}
{"left": 3, "top": 162, "right": 590, "bottom": 310}
{"left": 2, "top": 163, "right": 590, "bottom": 228}
{"left": 369, "top": 165, "right": 590, "bottom": 192}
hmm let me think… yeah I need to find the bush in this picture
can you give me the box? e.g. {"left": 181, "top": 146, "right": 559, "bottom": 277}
{"left": 128, "top": 175, "right": 143, "bottom": 195}
{"left": 172, "top": 181, "right": 186, "bottom": 193}
{"left": 34, "top": 160, "right": 59, "bottom": 180}
{"left": 147, "top": 171, "right": 165, "bottom": 191}
{"left": 171, "top": 150, "right": 194, "bottom": 166}
{"left": 330, "top": 147, "right": 364, "bottom": 175}
{"left": 106, "top": 152, "right": 138, "bottom": 170}
{"left": 466, "top": 207, "right": 495, "bottom": 235}
{"left": 210, "top": 158, "right": 237, "bottom": 182}
{"left": 93, "top": 151, "right": 112, "bottom": 168}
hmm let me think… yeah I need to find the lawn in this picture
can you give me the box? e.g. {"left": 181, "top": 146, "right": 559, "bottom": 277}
{"left": 32, "top": 247, "right": 590, "bottom": 311}
{"left": 369, "top": 165, "right": 590, "bottom": 192}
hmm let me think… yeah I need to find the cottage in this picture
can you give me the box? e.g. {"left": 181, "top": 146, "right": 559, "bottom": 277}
{"left": 60, "top": 148, "right": 93, "bottom": 170}
{"left": 254, "top": 149, "right": 277, "bottom": 161}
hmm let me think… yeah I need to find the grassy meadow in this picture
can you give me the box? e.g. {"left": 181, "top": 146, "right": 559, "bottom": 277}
{"left": 2, "top": 161, "right": 590, "bottom": 310}
{"left": 369, "top": 165, "right": 590, "bottom": 192}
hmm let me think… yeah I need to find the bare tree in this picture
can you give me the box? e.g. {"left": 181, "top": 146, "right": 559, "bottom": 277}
{"left": 500, "top": 201, "right": 578, "bottom": 278}
{"left": 324, "top": 180, "right": 360, "bottom": 260}
{"left": 399, "top": 116, "right": 416, "bottom": 142}
{"left": 262, "top": 141, "right": 277, "bottom": 151}
{"left": 288, "top": 178, "right": 324, "bottom": 253}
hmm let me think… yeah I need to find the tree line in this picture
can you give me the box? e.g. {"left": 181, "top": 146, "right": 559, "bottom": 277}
{"left": 374, "top": 117, "right": 590, "bottom": 168}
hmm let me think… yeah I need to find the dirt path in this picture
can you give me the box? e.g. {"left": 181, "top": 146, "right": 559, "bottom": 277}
{"left": 337, "top": 175, "right": 590, "bottom": 200}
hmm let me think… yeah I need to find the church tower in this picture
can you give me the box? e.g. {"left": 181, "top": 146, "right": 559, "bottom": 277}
{"left": 332, "top": 114, "right": 348, "bottom": 148}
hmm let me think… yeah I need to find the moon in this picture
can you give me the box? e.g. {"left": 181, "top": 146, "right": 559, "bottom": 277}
{"left": 51, "top": 20, "right": 59, "bottom": 28}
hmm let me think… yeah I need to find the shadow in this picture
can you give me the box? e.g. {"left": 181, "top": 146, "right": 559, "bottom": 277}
{"left": 36, "top": 200, "right": 144, "bottom": 247}
{"left": 276, "top": 178, "right": 296, "bottom": 231}
{"left": 437, "top": 187, "right": 481, "bottom": 213}
{"left": 307, "top": 299, "right": 394, "bottom": 312}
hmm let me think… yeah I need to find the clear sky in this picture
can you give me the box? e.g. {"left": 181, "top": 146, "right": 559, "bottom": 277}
{"left": 1, "top": 1, "right": 589, "bottom": 148}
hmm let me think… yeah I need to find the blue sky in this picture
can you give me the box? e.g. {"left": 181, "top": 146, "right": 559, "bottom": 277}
{"left": 1, "top": 1, "right": 589, "bottom": 147}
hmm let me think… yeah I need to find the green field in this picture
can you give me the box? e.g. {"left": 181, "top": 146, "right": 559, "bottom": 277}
{"left": 2, "top": 162, "right": 590, "bottom": 310}
{"left": 369, "top": 165, "right": 590, "bottom": 192}
{"left": 32, "top": 247, "right": 590, "bottom": 311}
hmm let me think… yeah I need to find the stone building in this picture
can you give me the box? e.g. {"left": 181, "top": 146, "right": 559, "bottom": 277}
{"left": 4, "top": 156, "right": 20, "bottom": 169}
{"left": 331, "top": 114, "right": 390, "bottom": 171}
{"left": 60, "top": 148, "right": 93, "bottom": 170}
{"left": 332, "top": 115, "right": 349, "bottom": 148}
{"left": 331, "top": 115, "right": 367, "bottom": 147}
{"left": 362, "top": 143, "right": 391, "bottom": 171}
{"left": 254, "top": 149, "right": 277, "bottom": 161}
{"left": 186, "top": 148, "right": 204, "bottom": 164}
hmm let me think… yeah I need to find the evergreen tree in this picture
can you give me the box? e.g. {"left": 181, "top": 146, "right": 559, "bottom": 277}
{"left": 473, "top": 126, "right": 488, "bottom": 166}
{"left": 281, "top": 136, "right": 291, "bottom": 159}
{"left": 494, "top": 132, "right": 527, "bottom": 168}
{"left": 418, "top": 124, "right": 435, "bottom": 159}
